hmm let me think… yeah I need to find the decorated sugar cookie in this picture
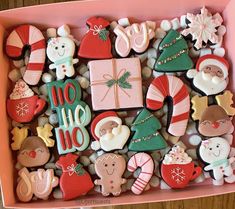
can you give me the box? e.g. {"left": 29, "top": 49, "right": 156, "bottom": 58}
{"left": 154, "top": 29, "right": 193, "bottom": 72}
{"left": 78, "top": 17, "right": 112, "bottom": 59}
{"left": 181, "top": 7, "right": 223, "bottom": 50}
{"left": 6, "top": 24, "right": 46, "bottom": 85}
{"left": 47, "top": 36, "right": 78, "bottom": 80}
{"left": 47, "top": 79, "right": 91, "bottom": 154}
{"left": 191, "top": 91, "right": 235, "bottom": 137}
{"left": 16, "top": 167, "right": 58, "bottom": 202}
{"left": 7, "top": 80, "right": 46, "bottom": 123}
{"left": 128, "top": 108, "right": 167, "bottom": 151}
{"left": 127, "top": 152, "right": 154, "bottom": 195}
{"left": 94, "top": 153, "right": 126, "bottom": 196}
{"left": 114, "top": 21, "right": 156, "bottom": 57}
{"left": 56, "top": 153, "right": 94, "bottom": 200}
{"left": 198, "top": 137, "right": 235, "bottom": 185}
{"left": 146, "top": 75, "right": 190, "bottom": 136}
{"left": 187, "top": 55, "right": 229, "bottom": 96}
{"left": 160, "top": 146, "right": 202, "bottom": 189}
{"left": 91, "top": 111, "right": 130, "bottom": 151}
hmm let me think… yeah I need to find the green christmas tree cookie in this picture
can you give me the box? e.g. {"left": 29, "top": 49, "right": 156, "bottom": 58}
{"left": 154, "top": 29, "right": 193, "bottom": 72}
{"left": 128, "top": 108, "right": 167, "bottom": 151}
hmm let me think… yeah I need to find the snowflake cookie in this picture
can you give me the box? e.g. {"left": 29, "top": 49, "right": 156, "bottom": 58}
{"left": 181, "top": 7, "right": 223, "bottom": 50}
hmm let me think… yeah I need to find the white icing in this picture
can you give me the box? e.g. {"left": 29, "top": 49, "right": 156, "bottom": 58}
{"left": 10, "top": 79, "right": 34, "bottom": 100}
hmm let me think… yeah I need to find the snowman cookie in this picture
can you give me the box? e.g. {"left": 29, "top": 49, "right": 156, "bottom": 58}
{"left": 198, "top": 137, "right": 235, "bottom": 185}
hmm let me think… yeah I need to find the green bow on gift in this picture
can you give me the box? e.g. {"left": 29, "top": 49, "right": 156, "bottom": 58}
{"left": 74, "top": 163, "right": 85, "bottom": 176}
{"left": 106, "top": 71, "right": 132, "bottom": 89}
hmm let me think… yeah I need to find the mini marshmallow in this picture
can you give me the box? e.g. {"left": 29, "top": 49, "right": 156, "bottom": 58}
{"left": 80, "top": 156, "right": 91, "bottom": 166}
{"left": 78, "top": 64, "right": 89, "bottom": 75}
{"left": 49, "top": 113, "right": 58, "bottom": 125}
{"left": 91, "top": 141, "right": 101, "bottom": 151}
{"left": 89, "top": 152, "right": 98, "bottom": 164}
{"left": 147, "top": 48, "right": 157, "bottom": 59}
{"left": 53, "top": 188, "right": 63, "bottom": 199}
{"left": 118, "top": 18, "right": 130, "bottom": 27}
{"left": 110, "top": 21, "right": 118, "bottom": 30}
{"left": 38, "top": 116, "right": 49, "bottom": 127}
{"left": 160, "top": 20, "right": 172, "bottom": 31}
{"left": 88, "top": 164, "right": 96, "bottom": 175}
{"left": 189, "top": 135, "right": 202, "bottom": 146}
{"left": 142, "top": 66, "right": 152, "bottom": 79}
{"left": 152, "top": 70, "right": 164, "bottom": 78}
{"left": 171, "top": 18, "right": 181, "bottom": 30}
{"left": 186, "top": 149, "right": 198, "bottom": 160}
{"left": 57, "top": 24, "right": 71, "bottom": 37}
{"left": 39, "top": 84, "right": 48, "bottom": 96}
{"left": 180, "top": 15, "right": 187, "bottom": 28}
{"left": 42, "top": 73, "right": 54, "bottom": 83}
{"left": 155, "top": 28, "right": 167, "bottom": 39}
{"left": 135, "top": 52, "right": 148, "bottom": 63}
{"left": 8, "top": 69, "right": 22, "bottom": 82}
{"left": 13, "top": 59, "right": 24, "bottom": 68}
{"left": 217, "top": 25, "right": 226, "bottom": 36}
{"left": 76, "top": 76, "right": 90, "bottom": 89}
{"left": 46, "top": 28, "right": 57, "bottom": 38}
{"left": 147, "top": 58, "right": 155, "bottom": 69}
{"left": 189, "top": 47, "right": 200, "bottom": 58}
{"left": 152, "top": 39, "right": 162, "bottom": 50}
{"left": 199, "top": 48, "right": 212, "bottom": 57}
{"left": 150, "top": 176, "right": 160, "bottom": 187}
{"left": 213, "top": 47, "right": 225, "bottom": 57}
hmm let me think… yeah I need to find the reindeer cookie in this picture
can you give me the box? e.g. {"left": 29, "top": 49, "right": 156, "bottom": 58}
{"left": 94, "top": 153, "right": 127, "bottom": 196}
{"left": 191, "top": 90, "right": 235, "bottom": 137}
{"left": 11, "top": 124, "right": 54, "bottom": 167}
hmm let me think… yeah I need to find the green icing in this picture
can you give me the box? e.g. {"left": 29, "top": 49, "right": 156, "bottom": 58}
{"left": 128, "top": 108, "right": 167, "bottom": 151}
{"left": 154, "top": 29, "right": 193, "bottom": 72}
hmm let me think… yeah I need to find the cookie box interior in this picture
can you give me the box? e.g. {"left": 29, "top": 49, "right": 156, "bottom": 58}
{"left": 0, "top": 0, "right": 235, "bottom": 208}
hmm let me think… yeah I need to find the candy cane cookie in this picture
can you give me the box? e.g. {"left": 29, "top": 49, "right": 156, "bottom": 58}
{"left": 6, "top": 25, "right": 46, "bottom": 85}
{"left": 146, "top": 75, "right": 190, "bottom": 136}
{"left": 127, "top": 152, "right": 154, "bottom": 195}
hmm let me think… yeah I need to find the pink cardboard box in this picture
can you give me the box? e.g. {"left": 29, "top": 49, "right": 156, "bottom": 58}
{"left": 0, "top": 0, "right": 234, "bottom": 208}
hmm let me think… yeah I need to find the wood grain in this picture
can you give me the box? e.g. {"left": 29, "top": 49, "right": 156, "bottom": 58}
{"left": 0, "top": 0, "right": 235, "bottom": 209}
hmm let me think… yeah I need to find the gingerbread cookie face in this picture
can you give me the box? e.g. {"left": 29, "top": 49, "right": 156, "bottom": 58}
{"left": 17, "top": 136, "right": 50, "bottom": 167}
{"left": 94, "top": 153, "right": 126, "bottom": 196}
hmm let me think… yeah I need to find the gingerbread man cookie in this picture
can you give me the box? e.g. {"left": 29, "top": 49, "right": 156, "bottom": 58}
{"left": 94, "top": 153, "right": 126, "bottom": 196}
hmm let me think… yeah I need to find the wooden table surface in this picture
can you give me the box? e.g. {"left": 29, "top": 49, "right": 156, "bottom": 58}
{"left": 0, "top": 0, "right": 235, "bottom": 209}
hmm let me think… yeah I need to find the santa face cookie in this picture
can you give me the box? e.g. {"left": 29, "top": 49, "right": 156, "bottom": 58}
{"left": 91, "top": 111, "right": 130, "bottom": 152}
{"left": 186, "top": 55, "right": 229, "bottom": 96}
{"left": 94, "top": 153, "right": 126, "bottom": 196}
{"left": 198, "top": 137, "right": 235, "bottom": 183}
{"left": 47, "top": 37, "right": 78, "bottom": 80}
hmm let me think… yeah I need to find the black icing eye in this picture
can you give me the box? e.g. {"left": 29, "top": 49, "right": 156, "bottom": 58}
{"left": 105, "top": 164, "right": 108, "bottom": 167}
{"left": 112, "top": 163, "right": 115, "bottom": 166}
{"left": 216, "top": 144, "right": 220, "bottom": 148}
{"left": 62, "top": 45, "right": 65, "bottom": 48}
{"left": 209, "top": 148, "right": 213, "bottom": 150}
{"left": 55, "top": 46, "right": 58, "bottom": 50}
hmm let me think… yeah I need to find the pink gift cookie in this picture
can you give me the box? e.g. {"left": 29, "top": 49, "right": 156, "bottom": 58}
{"left": 16, "top": 167, "right": 58, "bottom": 202}
{"left": 89, "top": 58, "right": 143, "bottom": 110}
{"left": 186, "top": 55, "right": 229, "bottom": 96}
{"left": 114, "top": 21, "right": 156, "bottom": 57}
{"left": 94, "top": 153, "right": 126, "bottom": 196}
{"left": 127, "top": 152, "right": 154, "bottom": 195}
{"left": 6, "top": 24, "right": 46, "bottom": 85}
{"left": 91, "top": 111, "right": 130, "bottom": 151}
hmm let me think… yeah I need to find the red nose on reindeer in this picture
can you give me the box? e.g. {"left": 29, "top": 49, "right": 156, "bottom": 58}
{"left": 28, "top": 150, "right": 36, "bottom": 158}
{"left": 212, "top": 121, "right": 220, "bottom": 129}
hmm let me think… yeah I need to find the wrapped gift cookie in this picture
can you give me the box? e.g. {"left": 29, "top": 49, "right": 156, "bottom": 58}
{"left": 181, "top": 7, "right": 223, "bottom": 50}
{"left": 146, "top": 75, "right": 190, "bottom": 136}
{"left": 16, "top": 167, "right": 58, "bottom": 202}
{"left": 56, "top": 153, "right": 94, "bottom": 200}
{"left": 6, "top": 24, "right": 46, "bottom": 85}
{"left": 128, "top": 108, "right": 167, "bottom": 151}
{"left": 7, "top": 80, "right": 46, "bottom": 123}
{"left": 160, "top": 146, "right": 201, "bottom": 189}
{"left": 114, "top": 21, "right": 156, "bottom": 57}
{"left": 198, "top": 137, "right": 235, "bottom": 185}
{"left": 154, "top": 29, "right": 193, "bottom": 72}
{"left": 191, "top": 91, "right": 235, "bottom": 137}
{"left": 186, "top": 55, "right": 229, "bottom": 96}
{"left": 47, "top": 79, "right": 91, "bottom": 154}
{"left": 78, "top": 17, "right": 112, "bottom": 59}
{"left": 94, "top": 153, "right": 126, "bottom": 196}
{"left": 89, "top": 58, "right": 143, "bottom": 110}
{"left": 91, "top": 111, "right": 130, "bottom": 151}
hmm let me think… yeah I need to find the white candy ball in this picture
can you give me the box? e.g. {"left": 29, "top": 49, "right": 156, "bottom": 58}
{"left": 89, "top": 152, "right": 98, "bottom": 164}
{"left": 213, "top": 47, "right": 225, "bottom": 57}
{"left": 97, "top": 150, "right": 105, "bottom": 157}
{"left": 189, "top": 135, "right": 202, "bottom": 146}
{"left": 46, "top": 28, "right": 57, "bottom": 38}
{"left": 39, "top": 84, "right": 48, "bottom": 96}
{"left": 8, "top": 69, "right": 22, "bottom": 82}
{"left": 152, "top": 39, "right": 162, "bottom": 50}
{"left": 57, "top": 24, "right": 71, "bottom": 37}
{"left": 38, "top": 117, "right": 49, "bottom": 127}
{"left": 155, "top": 28, "right": 167, "bottom": 39}
{"left": 160, "top": 20, "right": 172, "bottom": 31}
{"left": 147, "top": 58, "right": 155, "bottom": 69}
{"left": 142, "top": 66, "right": 152, "bottom": 79}
{"left": 147, "top": 48, "right": 157, "bottom": 59}
{"left": 13, "top": 59, "right": 24, "bottom": 68}
{"left": 150, "top": 176, "right": 160, "bottom": 187}
{"left": 180, "top": 15, "right": 187, "bottom": 28}
{"left": 200, "top": 48, "right": 212, "bottom": 57}
{"left": 80, "top": 156, "right": 91, "bottom": 166}
{"left": 42, "top": 73, "right": 53, "bottom": 83}
{"left": 118, "top": 18, "right": 130, "bottom": 27}
{"left": 91, "top": 141, "right": 100, "bottom": 151}
{"left": 171, "top": 18, "right": 181, "bottom": 30}
{"left": 49, "top": 113, "right": 58, "bottom": 125}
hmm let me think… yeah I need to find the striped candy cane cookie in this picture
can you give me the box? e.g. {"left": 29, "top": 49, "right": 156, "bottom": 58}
{"left": 6, "top": 25, "right": 46, "bottom": 85}
{"left": 146, "top": 75, "right": 190, "bottom": 136}
{"left": 127, "top": 152, "right": 154, "bottom": 195}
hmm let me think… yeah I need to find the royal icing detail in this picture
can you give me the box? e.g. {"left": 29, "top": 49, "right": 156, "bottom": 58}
{"left": 89, "top": 58, "right": 143, "bottom": 110}
{"left": 128, "top": 108, "right": 167, "bottom": 151}
{"left": 198, "top": 137, "right": 235, "bottom": 184}
{"left": 191, "top": 91, "right": 235, "bottom": 137}
{"left": 94, "top": 153, "right": 126, "bottom": 196}
{"left": 91, "top": 111, "right": 130, "bottom": 152}
{"left": 47, "top": 79, "right": 91, "bottom": 154}
{"left": 56, "top": 153, "right": 94, "bottom": 200}
{"left": 78, "top": 17, "right": 112, "bottom": 59}
{"left": 161, "top": 146, "right": 201, "bottom": 189}
{"left": 187, "top": 54, "right": 229, "bottom": 96}
{"left": 127, "top": 152, "right": 154, "bottom": 195}
{"left": 47, "top": 37, "right": 78, "bottom": 80}
{"left": 114, "top": 21, "right": 156, "bottom": 57}
{"left": 6, "top": 25, "right": 46, "bottom": 85}
{"left": 16, "top": 167, "right": 58, "bottom": 202}
{"left": 7, "top": 80, "right": 46, "bottom": 123}
{"left": 181, "top": 7, "right": 223, "bottom": 50}
{"left": 155, "top": 29, "right": 193, "bottom": 72}
{"left": 146, "top": 75, "right": 190, "bottom": 136}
